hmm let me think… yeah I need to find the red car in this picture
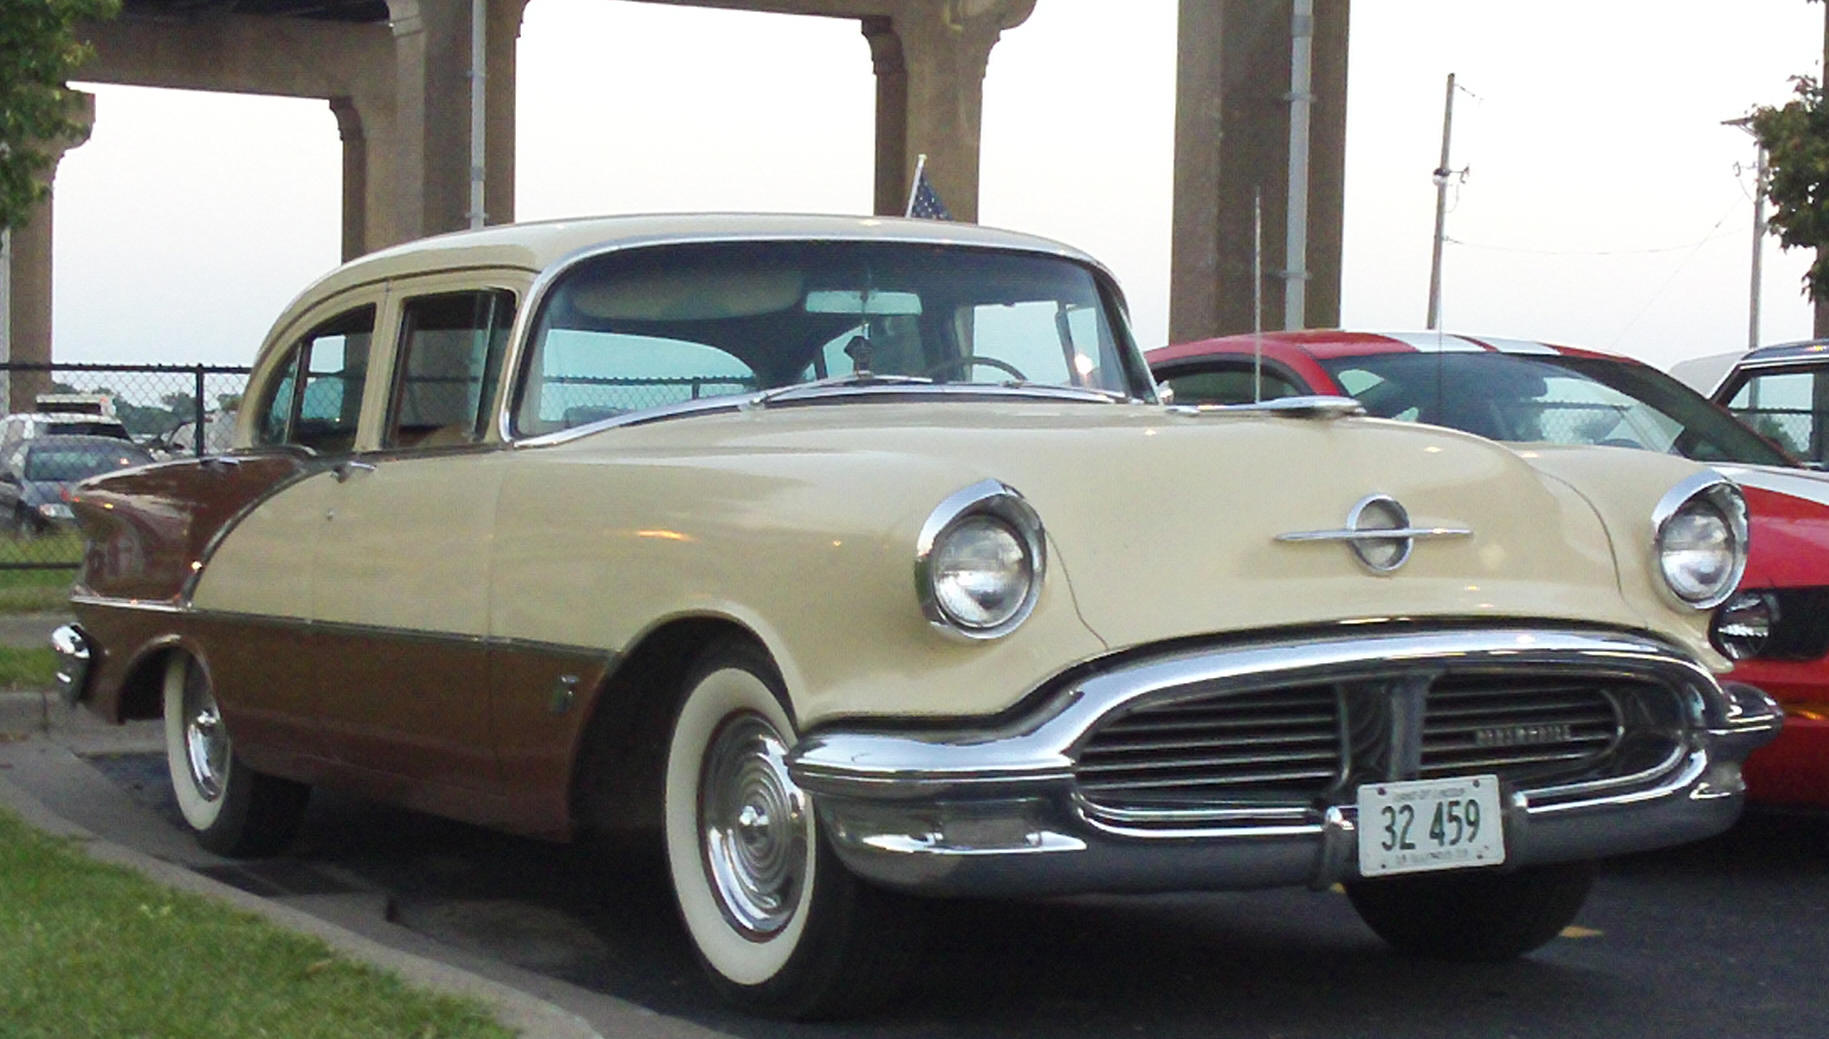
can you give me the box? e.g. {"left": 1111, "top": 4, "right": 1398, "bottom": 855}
{"left": 1148, "top": 330, "right": 1829, "bottom": 806}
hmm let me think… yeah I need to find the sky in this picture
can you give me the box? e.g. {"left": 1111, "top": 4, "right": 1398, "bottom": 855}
{"left": 42, "top": 0, "right": 1829, "bottom": 373}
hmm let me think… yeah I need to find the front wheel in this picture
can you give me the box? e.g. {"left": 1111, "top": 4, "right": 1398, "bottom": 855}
{"left": 662, "top": 639, "right": 921, "bottom": 1018}
{"left": 1345, "top": 862, "right": 1595, "bottom": 962}
{"left": 162, "top": 651, "right": 309, "bottom": 857}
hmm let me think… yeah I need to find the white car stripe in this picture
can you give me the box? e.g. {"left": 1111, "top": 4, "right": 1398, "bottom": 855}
{"left": 1713, "top": 464, "right": 1829, "bottom": 511}
{"left": 1461, "top": 335, "right": 1559, "bottom": 355}
{"left": 1379, "top": 331, "right": 1488, "bottom": 353}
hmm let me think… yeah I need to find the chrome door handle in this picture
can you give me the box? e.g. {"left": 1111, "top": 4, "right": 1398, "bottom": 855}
{"left": 332, "top": 460, "right": 378, "bottom": 483}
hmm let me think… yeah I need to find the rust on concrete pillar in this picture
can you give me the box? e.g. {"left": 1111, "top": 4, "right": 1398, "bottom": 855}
{"left": 5, "top": 91, "right": 94, "bottom": 412}
{"left": 1170, "top": 0, "right": 1349, "bottom": 342}
{"left": 861, "top": 0, "right": 1036, "bottom": 223}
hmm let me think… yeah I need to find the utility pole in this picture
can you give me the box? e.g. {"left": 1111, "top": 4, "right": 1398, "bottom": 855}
{"left": 1426, "top": 72, "right": 1455, "bottom": 330}
{"left": 1282, "top": 0, "right": 1314, "bottom": 330}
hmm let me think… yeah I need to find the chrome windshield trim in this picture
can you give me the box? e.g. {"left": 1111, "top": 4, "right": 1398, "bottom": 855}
{"left": 494, "top": 230, "right": 1134, "bottom": 444}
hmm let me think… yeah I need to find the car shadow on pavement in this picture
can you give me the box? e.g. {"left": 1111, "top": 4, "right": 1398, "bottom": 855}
{"left": 83, "top": 751, "right": 1829, "bottom": 1038}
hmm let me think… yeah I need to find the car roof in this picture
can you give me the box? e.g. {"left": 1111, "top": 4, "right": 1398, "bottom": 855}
{"left": 21, "top": 434, "right": 148, "bottom": 452}
{"left": 1146, "top": 329, "right": 1629, "bottom": 366}
{"left": 1736, "top": 338, "right": 1829, "bottom": 364}
{"left": 288, "top": 212, "right": 1109, "bottom": 304}
{"left": 4, "top": 412, "right": 127, "bottom": 424}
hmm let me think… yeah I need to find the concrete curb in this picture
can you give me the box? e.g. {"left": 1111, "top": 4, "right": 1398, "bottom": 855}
{"left": 0, "top": 749, "right": 606, "bottom": 1039}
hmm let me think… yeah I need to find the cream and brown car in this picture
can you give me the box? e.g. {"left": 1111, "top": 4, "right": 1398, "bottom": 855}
{"left": 55, "top": 214, "right": 1780, "bottom": 1018}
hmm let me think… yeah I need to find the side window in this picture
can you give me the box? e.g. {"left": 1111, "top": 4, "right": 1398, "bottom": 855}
{"left": 1158, "top": 365, "right": 1301, "bottom": 406}
{"left": 386, "top": 291, "right": 515, "bottom": 448}
{"left": 1726, "top": 369, "right": 1820, "bottom": 461}
{"left": 254, "top": 305, "right": 375, "bottom": 453}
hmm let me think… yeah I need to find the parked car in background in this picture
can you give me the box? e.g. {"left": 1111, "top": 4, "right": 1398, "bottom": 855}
{"left": 0, "top": 411, "right": 132, "bottom": 461}
{"left": 1670, "top": 339, "right": 1829, "bottom": 467}
{"left": 57, "top": 219, "right": 1779, "bottom": 1017}
{"left": 150, "top": 411, "right": 237, "bottom": 459}
{"left": 1149, "top": 329, "right": 1829, "bottom": 807}
{"left": 0, "top": 434, "right": 152, "bottom": 535}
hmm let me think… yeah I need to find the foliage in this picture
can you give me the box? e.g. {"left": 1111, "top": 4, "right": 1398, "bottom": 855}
{"left": 0, "top": 646, "right": 57, "bottom": 689}
{"left": 1751, "top": 75, "right": 1829, "bottom": 303}
{"left": 0, "top": 0, "right": 121, "bottom": 231}
{"left": 0, "top": 807, "right": 515, "bottom": 1037}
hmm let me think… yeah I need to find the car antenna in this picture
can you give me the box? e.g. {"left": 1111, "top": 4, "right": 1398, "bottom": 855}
{"left": 1253, "top": 188, "right": 1264, "bottom": 403}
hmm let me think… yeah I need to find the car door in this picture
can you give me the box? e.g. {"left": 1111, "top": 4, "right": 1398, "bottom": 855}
{"left": 306, "top": 282, "right": 521, "bottom": 792}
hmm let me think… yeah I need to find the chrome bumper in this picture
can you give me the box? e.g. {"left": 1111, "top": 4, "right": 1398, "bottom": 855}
{"left": 788, "top": 627, "right": 1783, "bottom": 897}
{"left": 51, "top": 624, "right": 92, "bottom": 707}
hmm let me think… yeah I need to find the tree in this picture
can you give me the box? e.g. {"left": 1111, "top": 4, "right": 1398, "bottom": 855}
{"left": 0, "top": 0, "right": 120, "bottom": 231}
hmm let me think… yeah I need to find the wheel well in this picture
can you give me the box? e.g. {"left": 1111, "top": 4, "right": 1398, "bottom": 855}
{"left": 117, "top": 646, "right": 177, "bottom": 721}
{"left": 571, "top": 617, "right": 768, "bottom": 835}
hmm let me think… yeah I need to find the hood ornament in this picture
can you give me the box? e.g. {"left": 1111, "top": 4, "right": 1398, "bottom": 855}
{"left": 1277, "top": 494, "right": 1473, "bottom": 573}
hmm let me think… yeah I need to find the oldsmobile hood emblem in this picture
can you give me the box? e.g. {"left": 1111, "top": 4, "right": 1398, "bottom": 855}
{"left": 1276, "top": 494, "right": 1472, "bottom": 573}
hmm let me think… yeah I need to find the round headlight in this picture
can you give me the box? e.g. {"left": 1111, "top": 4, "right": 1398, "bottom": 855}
{"left": 917, "top": 480, "right": 1045, "bottom": 640}
{"left": 1711, "top": 590, "right": 1777, "bottom": 660}
{"left": 931, "top": 516, "right": 1031, "bottom": 630}
{"left": 1652, "top": 475, "right": 1748, "bottom": 609}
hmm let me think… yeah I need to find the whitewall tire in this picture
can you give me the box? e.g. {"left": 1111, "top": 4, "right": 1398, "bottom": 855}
{"left": 161, "top": 651, "right": 309, "bottom": 857}
{"left": 662, "top": 639, "right": 920, "bottom": 1018}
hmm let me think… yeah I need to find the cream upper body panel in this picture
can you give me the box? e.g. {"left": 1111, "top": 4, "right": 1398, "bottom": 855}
{"left": 480, "top": 401, "right": 1722, "bottom": 724}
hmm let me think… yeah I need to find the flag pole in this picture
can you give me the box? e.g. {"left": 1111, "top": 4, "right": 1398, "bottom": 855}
{"left": 904, "top": 154, "right": 928, "bottom": 218}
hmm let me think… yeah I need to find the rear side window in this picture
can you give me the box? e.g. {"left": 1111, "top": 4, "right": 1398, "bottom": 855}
{"left": 256, "top": 305, "right": 375, "bottom": 454}
{"left": 386, "top": 291, "right": 515, "bottom": 448}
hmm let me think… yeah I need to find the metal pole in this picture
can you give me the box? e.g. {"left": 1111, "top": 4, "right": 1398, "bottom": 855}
{"left": 468, "top": 0, "right": 487, "bottom": 229}
{"left": 1751, "top": 143, "right": 1766, "bottom": 349}
{"left": 193, "top": 365, "right": 206, "bottom": 456}
{"left": 1426, "top": 73, "right": 1456, "bottom": 330}
{"left": 1253, "top": 189, "right": 1264, "bottom": 402}
{"left": 1282, "top": 0, "right": 1314, "bottom": 330}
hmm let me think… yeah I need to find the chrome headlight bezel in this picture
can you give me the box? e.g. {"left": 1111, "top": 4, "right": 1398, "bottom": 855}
{"left": 1651, "top": 472, "right": 1749, "bottom": 610}
{"left": 915, "top": 480, "right": 1045, "bottom": 640}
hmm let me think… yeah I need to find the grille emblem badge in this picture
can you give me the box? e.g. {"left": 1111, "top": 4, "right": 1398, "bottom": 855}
{"left": 1276, "top": 494, "right": 1473, "bottom": 573}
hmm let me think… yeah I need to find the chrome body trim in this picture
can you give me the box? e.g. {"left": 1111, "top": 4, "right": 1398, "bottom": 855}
{"left": 1651, "top": 472, "right": 1750, "bottom": 610}
{"left": 51, "top": 624, "right": 92, "bottom": 707}
{"left": 913, "top": 479, "right": 1047, "bottom": 641}
{"left": 1167, "top": 395, "right": 1366, "bottom": 419}
{"left": 787, "top": 626, "right": 1781, "bottom": 897}
{"left": 1276, "top": 493, "right": 1473, "bottom": 573}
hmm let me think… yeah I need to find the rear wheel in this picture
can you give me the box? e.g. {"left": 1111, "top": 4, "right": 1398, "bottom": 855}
{"left": 162, "top": 652, "right": 309, "bottom": 857}
{"left": 662, "top": 639, "right": 920, "bottom": 1019}
{"left": 1345, "top": 862, "right": 1595, "bottom": 962}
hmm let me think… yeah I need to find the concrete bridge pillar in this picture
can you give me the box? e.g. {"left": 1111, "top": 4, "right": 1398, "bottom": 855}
{"left": 5, "top": 92, "right": 94, "bottom": 412}
{"left": 860, "top": 0, "right": 1036, "bottom": 222}
{"left": 1171, "top": 0, "right": 1349, "bottom": 341}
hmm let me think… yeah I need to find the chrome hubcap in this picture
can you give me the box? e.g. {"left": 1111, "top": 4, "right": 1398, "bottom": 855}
{"left": 182, "top": 667, "right": 228, "bottom": 802}
{"left": 700, "top": 712, "right": 807, "bottom": 938}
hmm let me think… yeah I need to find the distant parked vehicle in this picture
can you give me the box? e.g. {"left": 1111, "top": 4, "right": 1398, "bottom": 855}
{"left": 151, "top": 411, "right": 236, "bottom": 459}
{"left": 0, "top": 434, "right": 151, "bottom": 535}
{"left": 1671, "top": 340, "right": 1829, "bottom": 467}
{"left": 0, "top": 411, "right": 132, "bottom": 461}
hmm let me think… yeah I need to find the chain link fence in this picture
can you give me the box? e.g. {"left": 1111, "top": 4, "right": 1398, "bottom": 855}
{"left": 0, "top": 362, "right": 251, "bottom": 570}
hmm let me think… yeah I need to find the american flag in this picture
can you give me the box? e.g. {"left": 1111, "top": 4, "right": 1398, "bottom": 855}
{"left": 906, "top": 163, "right": 952, "bottom": 221}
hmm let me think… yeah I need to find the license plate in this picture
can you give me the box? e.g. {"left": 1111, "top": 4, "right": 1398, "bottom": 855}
{"left": 1356, "top": 775, "right": 1505, "bottom": 877}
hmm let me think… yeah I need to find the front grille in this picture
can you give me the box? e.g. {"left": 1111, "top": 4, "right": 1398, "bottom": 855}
{"left": 1419, "top": 676, "right": 1622, "bottom": 779}
{"left": 1074, "top": 670, "right": 1678, "bottom": 823}
{"left": 1075, "top": 685, "right": 1342, "bottom": 807}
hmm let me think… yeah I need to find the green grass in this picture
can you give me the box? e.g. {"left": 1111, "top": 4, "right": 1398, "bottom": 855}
{"left": 0, "top": 563, "right": 75, "bottom": 615}
{"left": 0, "top": 648, "right": 57, "bottom": 690}
{"left": 0, "top": 808, "right": 516, "bottom": 1038}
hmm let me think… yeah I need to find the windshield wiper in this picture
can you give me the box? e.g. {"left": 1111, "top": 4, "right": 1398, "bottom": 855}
{"left": 743, "top": 372, "right": 935, "bottom": 409}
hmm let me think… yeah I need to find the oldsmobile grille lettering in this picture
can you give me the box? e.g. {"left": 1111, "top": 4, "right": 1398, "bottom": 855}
{"left": 1474, "top": 723, "right": 1575, "bottom": 748}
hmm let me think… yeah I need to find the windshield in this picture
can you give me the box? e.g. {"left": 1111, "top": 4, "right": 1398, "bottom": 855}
{"left": 23, "top": 444, "right": 151, "bottom": 482}
{"left": 1318, "top": 351, "right": 1795, "bottom": 467}
{"left": 514, "top": 240, "right": 1148, "bottom": 434}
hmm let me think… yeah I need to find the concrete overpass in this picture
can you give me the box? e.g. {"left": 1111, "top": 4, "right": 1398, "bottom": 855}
{"left": 4, "top": 0, "right": 1348, "bottom": 405}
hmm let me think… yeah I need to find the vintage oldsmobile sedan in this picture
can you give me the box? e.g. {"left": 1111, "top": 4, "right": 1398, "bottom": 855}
{"left": 55, "top": 215, "right": 1779, "bottom": 1018}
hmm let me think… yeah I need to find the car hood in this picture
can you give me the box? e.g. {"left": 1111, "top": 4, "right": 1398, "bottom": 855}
{"left": 1714, "top": 464, "right": 1829, "bottom": 588}
{"left": 566, "top": 402, "right": 1705, "bottom": 658}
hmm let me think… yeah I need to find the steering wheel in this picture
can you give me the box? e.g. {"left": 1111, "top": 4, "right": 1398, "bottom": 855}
{"left": 920, "top": 355, "right": 1029, "bottom": 381}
